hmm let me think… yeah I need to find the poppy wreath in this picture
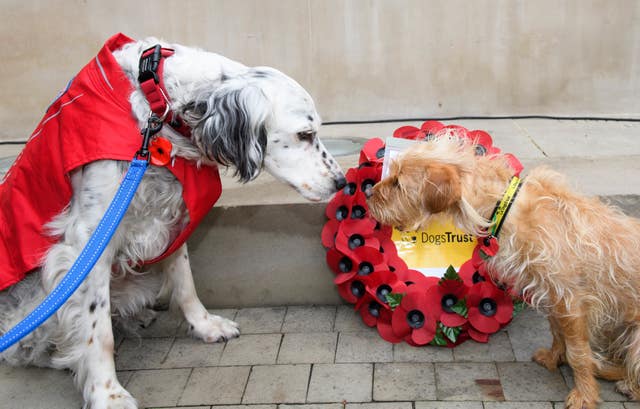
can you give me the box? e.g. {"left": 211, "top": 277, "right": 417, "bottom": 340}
{"left": 321, "top": 120, "right": 526, "bottom": 347}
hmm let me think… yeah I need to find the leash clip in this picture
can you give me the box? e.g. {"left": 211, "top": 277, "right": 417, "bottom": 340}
{"left": 138, "top": 44, "right": 162, "bottom": 84}
{"left": 136, "top": 114, "right": 164, "bottom": 162}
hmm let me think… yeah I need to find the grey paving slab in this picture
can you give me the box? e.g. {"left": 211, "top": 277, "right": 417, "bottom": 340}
{"left": 485, "top": 403, "right": 553, "bottom": 409}
{"left": 345, "top": 403, "right": 413, "bottom": 409}
{"left": 234, "top": 307, "right": 286, "bottom": 334}
{"left": 559, "top": 364, "right": 628, "bottom": 402}
{"left": 334, "top": 305, "right": 372, "bottom": 332}
{"left": 506, "top": 308, "right": 552, "bottom": 362}
{"left": 282, "top": 306, "right": 336, "bottom": 333}
{"left": 178, "top": 309, "right": 238, "bottom": 336}
{"left": 161, "top": 336, "right": 224, "bottom": 368}
{"left": 243, "top": 364, "right": 311, "bottom": 404}
{"left": 515, "top": 119, "right": 640, "bottom": 158}
{"left": 125, "top": 368, "right": 191, "bottom": 409}
{"left": 219, "top": 333, "right": 282, "bottom": 366}
{"left": 373, "top": 362, "right": 436, "bottom": 401}
{"left": 279, "top": 405, "right": 343, "bottom": 409}
{"left": 0, "top": 365, "right": 82, "bottom": 409}
{"left": 213, "top": 406, "right": 275, "bottom": 409}
{"left": 393, "top": 342, "right": 454, "bottom": 363}
{"left": 136, "top": 310, "right": 183, "bottom": 338}
{"left": 452, "top": 331, "right": 515, "bottom": 362}
{"left": 117, "top": 370, "right": 134, "bottom": 387}
{"left": 179, "top": 366, "right": 251, "bottom": 406}
{"left": 415, "top": 402, "right": 484, "bottom": 409}
{"left": 115, "top": 337, "right": 174, "bottom": 370}
{"left": 335, "top": 331, "right": 393, "bottom": 363}
{"left": 497, "top": 362, "right": 569, "bottom": 401}
{"left": 455, "top": 119, "right": 543, "bottom": 159}
{"left": 624, "top": 403, "right": 640, "bottom": 409}
{"left": 160, "top": 406, "right": 211, "bottom": 409}
{"left": 277, "top": 332, "right": 338, "bottom": 364}
{"left": 435, "top": 363, "right": 503, "bottom": 401}
{"left": 307, "top": 363, "right": 373, "bottom": 403}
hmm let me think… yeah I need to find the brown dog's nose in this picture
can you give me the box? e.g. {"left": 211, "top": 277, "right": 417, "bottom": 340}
{"left": 334, "top": 175, "right": 347, "bottom": 191}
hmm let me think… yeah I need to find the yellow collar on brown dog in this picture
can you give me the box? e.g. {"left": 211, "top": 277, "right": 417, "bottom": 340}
{"left": 489, "top": 176, "right": 522, "bottom": 237}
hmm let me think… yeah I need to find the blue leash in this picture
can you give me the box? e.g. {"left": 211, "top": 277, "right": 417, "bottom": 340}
{"left": 0, "top": 158, "right": 148, "bottom": 352}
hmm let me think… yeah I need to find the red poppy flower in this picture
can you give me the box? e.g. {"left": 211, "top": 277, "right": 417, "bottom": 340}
{"left": 337, "top": 278, "right": 368, "bottom": 304}
{"left": 376, "top": 307, "right": 403, "bottom": 343}
{"left": 458, "top": 259, "right": 489, "bottom": 287}
{"left": 149, "top": 137, "right": 172, "bottom": 166}
{"left": 321, "top": 220, "right": 340, "bottom": 249}
{"left": 420, "top": 120, "right": 445, "bottom": 138}
{"left": 467, "top": 281, "right": 513, "bottom": 334}
{"left": 360, "top": 269, "right": 409, "bottom": 307}
{"left": 334, "top": 246, "right": 387, "bottom": 285}
{"left": 426, "top": 278, "right": 468, "bottom": 327}
{"left": 356, "top": 292, "right": 385, "bottom": 327}
{"left": 467, "top": 130, "right": 500, "bottom": 156}
{"left": 504, "top": 153, "right": 524, "bottom": 176}
{"left": 359, "top": 138, "right": 386, "bottom": 165}
{"left": 396, "top": 269, "right": 439, "bottom": 289}
{"left": 477, "top": 236, "right": 499, "bottom": 258}
{"left": 334, "top": 218, "right": 379, "bottom": 255}
{"left": 391, "top": 289, "right": 437, "bottom": 345}
{"left": 393, "top": 125, "right": 425, "bottom": 140}
{"left": 467, "top": 324, "right": 490, "bottom": 343}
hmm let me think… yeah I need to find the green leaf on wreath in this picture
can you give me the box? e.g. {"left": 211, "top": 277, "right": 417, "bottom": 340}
{"left": 512, "top": 298, "right": 526, "bottom": 318}
{"left": 450, "top": 297, "right": 468, "bottom": 318}
{"left": 440, "top": 265, "right": 463, "bottom": 284}
{"left": 441, "top": 324, "right": 462, "bottom": 343}
{"left": 479, "top": 249, "right": 491, "bottom": 260}
{"left": 386, "top": 293, "right": 405, "bottom": 310}
{"left": 429, "top": 325, "right": 448, "bottom": 346}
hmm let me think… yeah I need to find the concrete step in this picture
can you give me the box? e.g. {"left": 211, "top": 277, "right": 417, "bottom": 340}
{"left": 2, "top": 119, "right": 640, "bottom": 307}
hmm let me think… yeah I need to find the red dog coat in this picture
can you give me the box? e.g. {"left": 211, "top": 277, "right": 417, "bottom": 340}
{"left": 0, "top": 33, "right": 222, "bottom": 291}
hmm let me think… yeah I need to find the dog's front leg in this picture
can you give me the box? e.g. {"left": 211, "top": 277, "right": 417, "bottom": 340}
{"left": 555, "top": 308, "right": 600, "bottom": 409}
{"left": 533, "top": 315, "right": 566, "bottom": 370}
{"left": 44, "top": 244, "right": 136, "bottom": 409}
{"left": 160, "top": 243, "right": 239, "bottom": 342}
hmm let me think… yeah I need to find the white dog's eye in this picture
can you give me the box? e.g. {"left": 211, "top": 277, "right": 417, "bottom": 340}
{"left": 297, "top": 131, "right": 315, "bottom": 142}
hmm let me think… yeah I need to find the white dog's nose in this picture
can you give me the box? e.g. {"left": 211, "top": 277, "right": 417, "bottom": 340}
{"left": 334, "top": 175, "right": 347, "bottom": 191}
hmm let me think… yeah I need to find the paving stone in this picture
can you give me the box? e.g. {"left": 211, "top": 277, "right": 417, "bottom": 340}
{"left": 125, "top": 368, "right": 191, "bottom": 408}
{"left": 485, "top": 402, "right": 553, "bottom": 409}
{"left": 161, "top": 336, "right": 224, "bottom": 368}
{"left": 277, "top": 332, "right": 338, "bottom": 364}
{"left": 453, "top": 332, "right": 515, "bottom": 362}
{"left": 497, "top": 362, "right": 569, "bottom": 401}
{"left": 334, "top": 305, "right": 371, "bottom": 332}
{"left": 219, "top": 333, "right": 282, "bottom": 366}
{"left": 243, "top": 364, "right": 311, "bottom": 404}
{"left": 178, "top": 308, "right": 238, "bottom": 335}
{"left": 279, "top": 404, "right": 342, "bottom": 409}
{"left": 335, "top": 331, "right": 393, "bottom": 363}
{"left": 373, "top": 362, "right": 436, "bottom": 401}
{"left": 282, "top": 306, "right": 336, "bottom": 333}
{"left": 117, "top": 370, "right": 134, "bottom": 387}
{"left": 506, "top": 308, "right": 552, "bottom": 362}
{"left": 346, "top": 403, "right": 413, "bottom": 409}
{"left": 0, "top": 365, "right": 82, "bottom": 409}
{"left": 595, "top": 404, "right": 626, "bottom": 409}
{"left": 435, "top": 362, "right": 503, "bottom": 401}
{"left": 160, "top": 406, "right": 210, "bottom": 409}
{"left": 559, "top": 364, "right": 628, "bottom": 402}
{"left": 179, "top": 366, "right": 250, "bottom": 406}
{"left": 415, "top": 402, "right": 484, "bottom": 409}
{"left": 393, "top": 342, "right": 454, "bottom": 363}
{"left": 212, "top": 406, "right": 275, "bottom": 409}
{"left": 115, "top": 337, "right": 173, "bottom": 370}
{"left": 137, "top": 310, "right": 184, "bottom": 338}
{"left": 625, "top": 403, "right": 640, "bottom": 409}
{"left": 234, "top": 307, "right": 286, "bottom": 334}
{"left": 307, "top": 363, "right": 373, "bottom": 403}
{"left": 554, "top": 404, "right": 625, "bottom": 409}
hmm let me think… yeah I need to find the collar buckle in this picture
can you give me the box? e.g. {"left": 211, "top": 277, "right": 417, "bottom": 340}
{"left": 138, "top": 44, "right": 162, "bottom": 84}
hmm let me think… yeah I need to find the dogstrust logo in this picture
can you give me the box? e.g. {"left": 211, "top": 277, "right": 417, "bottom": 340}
{"left": 383, "top": 138, "right": 475, "bottom": 278}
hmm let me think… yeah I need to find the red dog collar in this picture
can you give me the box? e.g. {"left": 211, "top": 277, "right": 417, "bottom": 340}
{"left": 138, "top": 45, "right": 191, "bottom": 138}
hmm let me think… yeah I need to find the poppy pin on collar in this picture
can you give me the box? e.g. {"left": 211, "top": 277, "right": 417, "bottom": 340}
{"left": 149, "top": 137, "right": 172, "bottom": 166}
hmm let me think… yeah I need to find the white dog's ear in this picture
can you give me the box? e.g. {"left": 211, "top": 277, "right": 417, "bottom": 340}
{"left": 182, "top": 80, "right": 270, "bottom": 182}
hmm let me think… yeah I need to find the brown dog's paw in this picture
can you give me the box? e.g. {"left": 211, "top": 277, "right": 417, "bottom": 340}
{"left": 615, "top": 380, "right": 640, "bottom": 400}
{"left": 564, "top": 388, "right": 598, "bottom": 409}
{"left": 532, "top": 347, "right": 560, "bottom": 371}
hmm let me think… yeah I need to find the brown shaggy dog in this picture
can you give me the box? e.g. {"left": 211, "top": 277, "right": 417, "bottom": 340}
{"left": 368, "top": 135, "right": 640, "bottom": 409}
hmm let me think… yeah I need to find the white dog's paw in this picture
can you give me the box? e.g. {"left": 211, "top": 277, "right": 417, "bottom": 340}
{"left": 87, "top": 384, "right": 138, "bottom": 409}
{"left": 188, "top": 313, "right": 240, "bottom": 343}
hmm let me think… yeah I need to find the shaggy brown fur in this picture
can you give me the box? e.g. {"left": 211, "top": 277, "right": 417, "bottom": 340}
{"left": 368, "top": 136, "right": 640, "bottom": 409}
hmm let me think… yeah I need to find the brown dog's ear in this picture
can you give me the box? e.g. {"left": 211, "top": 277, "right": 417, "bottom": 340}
{"left": 422, "top": 163, "right": 461, "bottom": 213}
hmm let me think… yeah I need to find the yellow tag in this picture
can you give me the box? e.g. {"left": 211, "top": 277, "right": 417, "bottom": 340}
{"left": 392, "top": 219, "right": 475, "bottom": 277}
